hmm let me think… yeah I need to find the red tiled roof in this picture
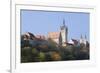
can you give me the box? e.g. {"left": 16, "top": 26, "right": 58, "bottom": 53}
{"left": 35, "top": 35, "right": 45, "bottom": 40}
{"left": 48, "top": 32, "right": 60, "bottom": 39}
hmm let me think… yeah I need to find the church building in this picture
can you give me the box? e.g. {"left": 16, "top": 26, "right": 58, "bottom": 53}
{"left": 48, "top": 19, "right": 68, "bottom": 46}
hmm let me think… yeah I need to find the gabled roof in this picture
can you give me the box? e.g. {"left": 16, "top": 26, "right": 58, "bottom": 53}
{"left": 48, "top": 32, "right": 60, "bottom": 39}
{"left": 35, "top": 35, "right": 45, "bottom": 40}
{"left": 68, "top": 39, "right": 74, "bottom": 44}
{"left": 24, "top": 32, "right": 35, "bottom": 37}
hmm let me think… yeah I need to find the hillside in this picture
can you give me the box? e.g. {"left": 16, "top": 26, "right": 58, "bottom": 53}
{"left": 21, "top": 32, "right": 89, "bottom": 63}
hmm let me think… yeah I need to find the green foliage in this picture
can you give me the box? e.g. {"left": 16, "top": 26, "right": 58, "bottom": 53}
{"left": 21, "top": 35, "right": 89, "bottom": 62}
{"left": 47, "top": 38, "right": 57, "bottom": 49}
{"left": 51, "top": 52, "right": 61, "bottom": 61}
{"left": 65, "top": 55, "right": 75, "bottom": 60}
{"left": 38, "top": 52, "right": 46, "bottom": 61}
{"left": 32, "top": 48, "right": 38, "bottom": 55}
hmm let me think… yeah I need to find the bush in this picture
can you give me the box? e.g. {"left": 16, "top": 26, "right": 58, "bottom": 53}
{"left": 38, "top": 52, "right": 46, "bottom": 61}
{"left": 32, "top": 48, "right": 39, "bottom": 55}
{"left": 47, "top": 38, "right": 57, "bottom": 49}
{"left": 21, "top": 49, "right": 33, "bottom": 62}
{"left": 51, "top": 52, "right": 61, "bottom": 61}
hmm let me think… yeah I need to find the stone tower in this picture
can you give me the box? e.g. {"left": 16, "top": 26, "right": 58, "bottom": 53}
{"left": 60, "top": 19, "right": 68, "bottom": 46}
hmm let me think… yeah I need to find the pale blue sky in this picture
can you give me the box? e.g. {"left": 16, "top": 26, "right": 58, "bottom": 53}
{"left": 21, "top": 9, "right": 90, "bottom": 41}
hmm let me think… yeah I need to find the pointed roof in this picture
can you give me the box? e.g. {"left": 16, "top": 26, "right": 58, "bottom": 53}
{"left": 85, "top": 35, "right": 87, "bottom": 39}
{"left": 81, "top": 34, "right": 83, "bottom": 39}
{"left": 60, "top": 18, "right": 68, "bottom": 30}
{"left": 63, "top": 18, "right": 65, "bottom": 26}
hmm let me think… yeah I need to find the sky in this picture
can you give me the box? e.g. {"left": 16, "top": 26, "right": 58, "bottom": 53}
{"left": 21, "top": 9, "right": 90, "bottom": 41}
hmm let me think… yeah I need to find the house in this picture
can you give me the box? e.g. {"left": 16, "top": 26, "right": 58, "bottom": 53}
{"left": 35, "top": 35, "right": 46, "bottom": 40}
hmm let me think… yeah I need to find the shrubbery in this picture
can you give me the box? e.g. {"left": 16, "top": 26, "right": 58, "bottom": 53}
{"left": 21, "top": 37, "right": 89, "bottom": 63}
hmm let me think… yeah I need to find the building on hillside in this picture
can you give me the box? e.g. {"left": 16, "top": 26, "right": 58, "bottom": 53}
{"left": 48, "top": 32, "right": 62, "bottom": 45}
{"left": 22, "top": 32, "right": 35, "bottom": 40}
{"left": 35, "top": 35, "right": 46, "bottom": 40}
{"left": 48, "top": 19, "right": 68, "bottom": 46}
{"left": 60, "top": 19, "right": 68, "bottom": 46}
{"left": 80, "top": 35, "right": 87, "bottom": 46}
{"left": 22, "top": 19, "right": 89, "bottom": 47}
{"left": 68, "top": 39, "right": 79, "bottom": 46}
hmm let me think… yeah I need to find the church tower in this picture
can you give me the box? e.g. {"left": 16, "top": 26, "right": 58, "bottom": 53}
{"left": 60, "top": 19, "right": 68, "bottom": 46}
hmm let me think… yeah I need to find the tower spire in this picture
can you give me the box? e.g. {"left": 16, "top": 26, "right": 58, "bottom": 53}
{"left": 63, "top": 18, "right": 65, "bottom": 26}
{"left": 85, "top": 35, "right": 87, "bottom": 40}
{"left": 81, "top": 34, "right": 83, "bottom": 39}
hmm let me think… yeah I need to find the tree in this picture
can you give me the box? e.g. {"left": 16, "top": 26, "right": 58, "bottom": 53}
{"left": 32, "top": 48, "right": 39, "bottom": 55}
{"left": 38, "top": 52, "right": 46, "bottom": 61}
{"left": 47, "top": 38, "right": 57, "bottom": 50}
{"left": 21, "top": 47, "right": 33, "bottom": 62}
{"left": 51, "top": 52, "right": 61, "bottom": 61}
